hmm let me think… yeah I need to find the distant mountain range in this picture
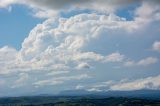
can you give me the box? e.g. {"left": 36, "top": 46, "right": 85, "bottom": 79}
{"left": 58, "top": 89, "right": 160, "bottom": 100}
{"left": 0, "top": 89, "right": 160, "bottom": 105}
{"left": 1, "top": 89, "right": 160, "bottom": 100}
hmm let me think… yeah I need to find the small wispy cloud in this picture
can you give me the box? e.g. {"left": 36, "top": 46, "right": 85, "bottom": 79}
{"left": 153, "top": 41, "right": 160, "bottom": 52}
{"left": 34, "top": 74, "right": 91, "bottom": 87}
{"left": 124, "top": 57, "right": 158, "bottom": 67}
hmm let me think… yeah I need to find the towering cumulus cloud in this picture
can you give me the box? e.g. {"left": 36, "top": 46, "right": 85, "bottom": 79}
{"left": 0, "top": 0, "right": 160, "bottom": 96}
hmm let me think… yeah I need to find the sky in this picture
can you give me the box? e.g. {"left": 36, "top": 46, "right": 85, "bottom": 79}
{"left": 0, "top": 0, "right": 160, "bottom": 97}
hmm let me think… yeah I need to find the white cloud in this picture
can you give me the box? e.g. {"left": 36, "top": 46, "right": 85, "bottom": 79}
{"left": 73, "top": 80, "right": 115, "bottom": 92}
{"left": 0, "top": 46, "right": 17, "bottom": 75}
{"left": 72, "top": 52, "right": 104, "bottom": 62}
{"left": 135, "top": 1, "right": 160, "bottom": 22}
{"left": 105, "top": 52, "right": 124, "bottom": 62}
{"left": 77, "top": 75, "right": 160, "bottom": 91}
{"left": 0, "top": 10, "right": 159, "bottom": 75}
{"left": 0, "top": 46, "right": 17, "bottom": 61}
{"left": 34, "top": 74, "right": 90, "bottom": 87}
{"left": 87, "top": 88, "right": 102, "bottom": 92}
{"left": 32, "top": 9, "right": 59, "bottom": 19}
{"left": 76, "top": 62, "right": 91, "bottom": 70}
{"left": 0, "top": 0, "right": 140, "bottom": 12}
{"left": 137, "top": 57, "right": 158, "bottom": 66}
{"left": 46, "top": 71, "right": 69, "bottom": 76}
{"left": 124, "top": 61, "right": 135, "bottom": 67}
{"left": 83, "top": 80, "right": 115, "bottom": 92}
{"left": 122, "top": 0, "right": 160, "bottom": 32}
{"left": 153, "top": 41, "right": 160, "bottom": 52}
{"left": 1, "top": 0, "right": 160, "bottom": 21}
{"left": 75, "top": 85, "right": 84, "bottom": 90}
{"left": 9, "top": 13, "right": 130, "bottom": 74}
{"left": 0, "top": 0, "right": 159, "bottom": 95}
{"left": 124, "top": 57, "right": 158, "bottom": 67}
{"left": 1, "top": 0, "right": 159, "bottom": 19}
{"left": 0, "top": 0, "right": 17, "bottom": 8}
{"left": 34, "top": 80, "right": 63, "bottom": 87}
{"left": 111, "top": 75, "right": 160, "bottom": 91}
{"left": 11, "top": 73, "right": 29, "bottom": 88}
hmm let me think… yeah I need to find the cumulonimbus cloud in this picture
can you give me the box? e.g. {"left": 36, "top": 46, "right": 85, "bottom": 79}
{"left": 0, "top": 3, "right": 159, "bottom": 75}
{"left": 0, "top": 0, "right": 159, "bottom": 96}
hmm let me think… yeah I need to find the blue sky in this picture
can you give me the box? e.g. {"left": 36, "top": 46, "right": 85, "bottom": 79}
{"left": 0, "top": 0, "right": 160, "bottom": 97}
{"left": 0, "top": 5, "right": 43, "bottom": 49}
